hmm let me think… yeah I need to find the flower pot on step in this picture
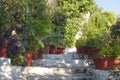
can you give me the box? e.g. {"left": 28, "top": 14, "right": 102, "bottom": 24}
{"left": 93, "top": 58, "right": 120, "bottom": 70}
{"left": 93, "top": 58, "right": 108, "bottom": 70}
{"left": 0, "top": 44, "right": 8, "bottom": 57}
{"left": 27, "top": 52, "right": 32, "bottom": 66}
{"left": 49, "top": 45, "right": 56, "bottom": 54}
{"left": 76, "top": 46, "right": 87, "bottom": 54}
{"left": 44, "top": 45, "right": 50, "bottom": 54}
{"left": 57, "top": 47, "right": 65, "bottom": 54}
{"left": 87, "top": 47, "right": 100, "bottom": 58}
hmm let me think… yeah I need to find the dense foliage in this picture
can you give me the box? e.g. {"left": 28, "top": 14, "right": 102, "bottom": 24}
{"left": 53, "top": 0, "right": 97, "bottom": 47}
{"left": 111, "top": 17, "right": 120, "bottom": 39}
{"left": 50, "top": 11, "right": 66, "bottom": 46}
{"left": 83, "top": 11, "right": 116, "bottom": 48}
{"left": 0, "top": 0, "right": 26, "bottom": 43}
{"left": 0, "top": 0, "right": 51, "bottom": 65}
{"left": 27, "top": 0, "right": 52, "bottom": 52}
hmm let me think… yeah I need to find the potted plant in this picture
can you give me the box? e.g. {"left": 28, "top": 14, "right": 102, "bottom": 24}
{"left": 32, "top": 45, "right": 43, "bottom": 60}
{"left": 49, "top": 34, "right": 57, "bottom": 54}
{"left": 52, "top": 32, "right": 65, "bottom": 54}
{"left": 25, "top": 0, "right": 52, "bottom": 65}
{"left": 43, "top": 37, "right": 51, "bottom": 54}
{"left": 83, "top": 11, "right": 116, "bottom": 58}
{"left": 49, "top": 11, "right": 66, "bottom": 54}
{"left": 56, "top": 38, "right": 65, "bottom": 54}
{"left": 93, "top": 39, "right": 120, "bottom": 70}
{"left": 75, "top": 37, "right": 87, "bottom": 54}
{"left": 86, "top": 37, "right": 101, "bottom": 58}
{"left": 26, "top": 34, "right": 45, "bottom": 65}
{"left": 0, "top": 1, "right": 11, "bottom": 57}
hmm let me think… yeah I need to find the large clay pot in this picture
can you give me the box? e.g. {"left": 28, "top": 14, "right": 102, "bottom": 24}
{"left": 49, "top": 45, "right": 56, "bottom": 54}
{"left": 76, "top": 46, "right": 87, "bottom": 54}
{"left": 107, "top": 59, "right": 120, "bottom": 68}
{"left": 38, "top": 53, "right": 42, "bottom": 59}
{"left": 57, "top": 47, "right": 65, "bottom": 54}
{"left": 0, "top": 44, "right": 8, "bottom": 57}
{"left": 93, "top": 58, "right": 108, "bottom": 70}
{"left": 27, "top": 52, "right": 33, "bottom": 66}
{"left": 87, "top": 47, "right": 100, "bottom": 58}
{"left": 44, "top": 45, "right": 50, "bottom": 54}
{"left": 32, "top": 53, "right": 42, "bottom": 59}
{"left": 93, "top": 58, "right": 120, "bottom": 70}
{"left": 32, "top": 53, "right": 38, "bottom": 60}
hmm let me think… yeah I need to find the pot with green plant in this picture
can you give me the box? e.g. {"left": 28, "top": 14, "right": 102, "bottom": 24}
{"left": 43, "top": 37, "right": 51, "bottom": 54}
{"left": 93, "top": 39, "right": 120, "bottom": 70}
{"left": 26, "top": 0, "right": 52, "bottom": 64}
{"left": 26, "top": 35, "right": 34, "bottom": 66}
{"left": 54, "top": 33, "right": 66, "bottom": 54}
{"left": 86, "top": 37, "right": 101, "bottom": 58}
{"left": 49, "top": 32, "right": 66, "bottom": 54}
{"left": 27, "top": 33, "right": 45, "bottom": 65}
{"left": 75, "top": 37, "right": 87, "bottom": 54}
{"left": 32, "top": 45, "right": 43, "bottom": 59}
{"left": 0, "top": 3, "right": 11, "bottom": 57}
{"left": 49, "top": 35, "right": 57, "bottom": 54}
{"left": 56, "top": 38, "right": 65, "bottom": 54}
{"left": 49, "top": 11, "right": 66, "bottom": 54}
{"left": 49, "top": 31, "right": 66, "bottom": 54}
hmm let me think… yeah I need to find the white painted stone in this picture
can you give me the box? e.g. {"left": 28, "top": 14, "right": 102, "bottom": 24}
{"left": 0, "top": 72, "right": 11, "bottom": 80}
{"left": 0, "top": 58, "right": 11, "bottom": 66}
{"left": 33, "top": 59, "right": 89, "bottom": 67}
{"left": 42, "top": 54, "right": 66, "bottom": 60}
{"left": 22, "top": 67, "right": 88, "bottom": 76}
{"left": 27, "top": 73, "right": 91, "bottom": 80}
{"left": 0, "top": 66, "right": 12, "bottom": 79}
{"left": 10, "top": 66, "right": 23, "bottom": 79}
{"left": 0, "top": 66, "right": 24, "bottom": 80}
{"left": 33, "top": 58, "right": 94, "bottom": 68}
{"left": 89, "top": 69, "right": 110, "bottom": 80}
{"left": 42, "top": 53, "right": 80, "bottom": 60}
{"left": 65, "top": 47, "right": 77, "bottom": 54}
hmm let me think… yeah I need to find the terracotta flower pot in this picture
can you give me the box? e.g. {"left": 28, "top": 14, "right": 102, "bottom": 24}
{"left": 87, "top": 47, "right": 100, "bottom": 58}
{"left": 38, "top": 53, "right": 42, "bottom": 59}
{"left": 57, "top": 47, "right": 65, "bottom": 54}
{"left": 93, "top": 58, "right": 120, "bottom": 70}
{"left": 32, "top": 53, "right": 42, "bottom": 59}
{"left": 49, "top": 45, "right": 56, "bottom": 54}
{"left": 76, "top": 46, "right": 87, "bottom": 54}
{"left": 27, "top": 52, "right": 33, "bottom": 66}
{"left": 32, "top": 53, "right": 38, "bottom": 60}
{"left": 0, "top": 44, "right": 8, "bottom": 57}
{"left": 93, "top": 58, "right": 108, "bottom": 70}
{"left": 44, "top": 45, "right": 50, "bottom": 54}
{"left": 107, "top": 59, "right": 120, "bottom": 68}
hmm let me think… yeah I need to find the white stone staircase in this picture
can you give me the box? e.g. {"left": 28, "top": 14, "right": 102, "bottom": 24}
{"left": 0, "top": 53, "right": 115, "bottom": 80}
{"left": 23, "top": 53, "right": 94, "bottom": 80}
{"left": 0, "top": 58, "right": 25, "bottom": 80}
{"left": 32, "top": 54, "right": 94, "bottom": 68}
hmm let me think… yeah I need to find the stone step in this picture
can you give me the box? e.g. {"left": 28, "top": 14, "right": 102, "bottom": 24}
{"left": 0, "top": 66, "right": 25, "bottom": 80}
{"left": 42, "top": 54, "right": 89, "bottom": 60}
{"left": 26, "top": 73, "right": 92, "bottom": 80}
{"left": 32, "top": 59, "right": 94, "bottom": 67}
{"left": 22, "top": 67, "right": 95, "bottom": 76}
{"left": 0, "top": 58, "right": 11, "bottom": 66}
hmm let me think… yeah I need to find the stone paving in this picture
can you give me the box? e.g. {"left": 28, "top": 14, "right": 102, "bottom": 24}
{"left": 0, "top": 52, "right": 119, "bottom": 80}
